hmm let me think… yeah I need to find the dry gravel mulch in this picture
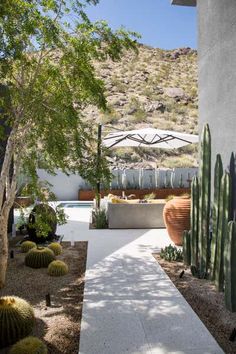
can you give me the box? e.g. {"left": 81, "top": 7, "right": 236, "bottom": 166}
{"left": 153, "top": 254, "right": 236, "bottom": 354}
{"left": 0, "top": 237, "right": 87, "bottom": 354}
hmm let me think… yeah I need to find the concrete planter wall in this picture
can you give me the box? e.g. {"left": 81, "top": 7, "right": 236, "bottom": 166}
{"left": 78, "top": 188, "right": 190, "bottom": 201}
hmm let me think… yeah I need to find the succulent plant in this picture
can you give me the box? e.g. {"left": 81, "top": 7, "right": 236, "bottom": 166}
{"left": 20, "top": 241, "right": 37, "bottom": 253}
{"left": 160, "top": 244, "right": 183, "bottom": 262}
{"left": 48, "top": 260, "right": 69, "bottom": 276}
{"left": 0, "top": 296, "right": 35, "bottom": 348}
{"left": 190, "top": 175, "right": 199, "bottom": 269}
{"left": 9, "top": 336, "right": 47, "bottom": 354}
{"left": 25, "top": 247, "right": 55, "bottom": 268}
{"left": 183, "top": 230, "right": 191, "bottom": 266}
{"left": 48, "top": 242, "right": 62, "bottom": 256}
{"left": 215, "top": 173, "right": 231, "bottom": 292}
{"left": 210, "top": 154, "right": 223, "bottom": 280}
{"left": 198, "top": 123, "right": 211, "bottom": 276}
{"left": 224, "top": 221, "right": 236, "bottom": 312}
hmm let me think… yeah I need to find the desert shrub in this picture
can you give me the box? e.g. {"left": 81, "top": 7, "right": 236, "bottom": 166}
{"left": 0, "top": 296, "right": 35, "bottom": 348}
{"left": 93, "top": 208, "right": 108, "bottom": 229}
{"left": 143, "top": 193, "right": 156, "bottom": 200}
{"left": 160, "top": 245, "right": 183, "bottom": 262}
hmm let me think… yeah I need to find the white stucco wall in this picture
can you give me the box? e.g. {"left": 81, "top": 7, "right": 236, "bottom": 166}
{"left": 37, "top": 167, "right": 198, "bottom": 200}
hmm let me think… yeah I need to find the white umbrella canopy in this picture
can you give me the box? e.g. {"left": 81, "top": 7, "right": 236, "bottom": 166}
{"left": 103, "top": 127, "right": 198, "bottom": 149}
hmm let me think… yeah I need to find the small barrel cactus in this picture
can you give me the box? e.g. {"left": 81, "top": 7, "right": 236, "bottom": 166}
{"left": 25, "top": 247, "right": 55, "bottom": 269}
{"left": 9, "top": 336, "right": 47, "bottom": 354}
{"left": 0, "top": 296, "right": 35, "bottom": 348}
{"left": 48, "top": 260, "right": 69, "bottom": 276}
{"left": 48, "top": 242, "right": 62, "bottom": 256}
{"left": 20, "top": 241, "right": 37, "bottom": 253}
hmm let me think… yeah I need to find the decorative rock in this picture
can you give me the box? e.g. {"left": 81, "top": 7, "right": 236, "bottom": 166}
{"left": 165, "top": 87, "right": 185, "bottom": 99}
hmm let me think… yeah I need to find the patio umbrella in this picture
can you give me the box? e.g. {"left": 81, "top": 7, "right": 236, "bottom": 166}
{"left": 95, "top": 125, "right": 198, "bottom": 208}
{"left": 102, "top": 127, "right": 198, "bottom": 149}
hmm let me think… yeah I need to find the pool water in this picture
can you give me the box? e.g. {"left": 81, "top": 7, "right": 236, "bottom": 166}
{"left": 57, "top": 202, "right": 93, "bottom": 208}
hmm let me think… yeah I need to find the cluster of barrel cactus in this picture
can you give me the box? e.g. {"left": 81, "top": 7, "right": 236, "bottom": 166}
{"left": 183, "top": 124, "right": 236, "bottom": 312}
{"left": 0, "top": 296, "right": 35, "bottom": 348}
{"left": 9, "top": 336, "right": 47, "bottom": 354}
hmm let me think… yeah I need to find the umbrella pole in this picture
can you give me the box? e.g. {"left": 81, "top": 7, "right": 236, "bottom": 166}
{"left": 96, "top": 123, "right": 102, "bottom": 209}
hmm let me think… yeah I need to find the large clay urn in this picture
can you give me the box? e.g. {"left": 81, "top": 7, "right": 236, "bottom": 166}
{"left": 163, "top": 196, "right": 191, "bottom": 246}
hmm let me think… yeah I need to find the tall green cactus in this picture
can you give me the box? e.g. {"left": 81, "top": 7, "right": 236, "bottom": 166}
{"left": 224, "top": 221, "right": 236, "bottom": 312}
{"left": 215, "top": 172, "right": 231, "bottom": 291}
{"left": 190, "top": 176, "right": 199, "bottom": 268}
{"left": 183, "top": 230, "right": 191, "bottom": 266}
{"left": 199, "top": 124, "right": 211, "bottom": 276}
{"left": 229, "top": 152, "right": 236, "bottom": 220}
{"left": 210, "top": 154, "right": 223, "bottom": 280}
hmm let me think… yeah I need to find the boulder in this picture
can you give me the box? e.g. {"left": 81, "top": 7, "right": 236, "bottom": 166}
{"left": 165, "top": 87, "right": 185, "bottom": 99}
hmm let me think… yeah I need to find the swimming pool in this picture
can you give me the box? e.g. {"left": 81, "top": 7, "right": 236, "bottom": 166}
{"left": 57, "top": 201, "right": 93, "bottom": 208}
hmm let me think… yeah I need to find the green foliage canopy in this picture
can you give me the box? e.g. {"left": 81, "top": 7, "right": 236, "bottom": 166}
{"left": 0, "top": 0, "right": 139, "bottom": 191}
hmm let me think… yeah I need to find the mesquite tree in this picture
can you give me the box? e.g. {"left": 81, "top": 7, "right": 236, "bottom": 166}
{"left": 0, "top": 0, "right": 138, "bottom": 288}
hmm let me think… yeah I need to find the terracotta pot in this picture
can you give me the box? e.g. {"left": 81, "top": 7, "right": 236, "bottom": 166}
{"left": 163, "top": 196, "right": 191, "bottom": 246}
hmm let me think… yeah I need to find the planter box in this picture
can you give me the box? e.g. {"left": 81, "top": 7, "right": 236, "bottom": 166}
{"left": 108, "top": 201, "right": 166, "bottom": 229}
{"left": 78, "top": 188, "right": 190, "bottom": 201}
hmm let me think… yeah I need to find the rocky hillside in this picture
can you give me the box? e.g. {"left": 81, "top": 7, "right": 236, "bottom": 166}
{"left": 86, "top": 44, "right": 198, "bottom": 169}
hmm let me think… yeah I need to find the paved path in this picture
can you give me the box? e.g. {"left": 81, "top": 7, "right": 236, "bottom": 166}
{"left": 58, "top": 207, "right": 224, "bottom": 354}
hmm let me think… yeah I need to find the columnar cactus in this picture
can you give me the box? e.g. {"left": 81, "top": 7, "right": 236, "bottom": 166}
{"left": 25, "top": 247, "right": 55, "bottom": 268}
{"left": 190, "top": 176, "right": 199, "bottom": 268}
{"left": 224, "top": 221, "right": 236, "bottom": 312}
{"left": 9, "top": 336, "right": 47, "bottom": 354}
{"left": 0, "top": 296, "right": 35, "bottom": 348}
{"left": 198, "top": 124, "right": 211, "bottom": 276}
{"left": 183, "top": 230, "right": 191, "bottom": 266}
{"left": 229, "top": 152, "right": 236, "bottom": 220}
{"left": 210, "top": 154, "right": 223, "bottom": 280}
{"left": 215, "top": 173, "right": 231, "bottom": 291}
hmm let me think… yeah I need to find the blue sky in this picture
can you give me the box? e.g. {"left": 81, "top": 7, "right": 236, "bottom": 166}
{"left": 85, "top": 0, "right": 196, "bottom": 50}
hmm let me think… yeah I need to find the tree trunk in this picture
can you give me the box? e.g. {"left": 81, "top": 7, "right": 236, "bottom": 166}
{"left": 0, "top": 214, "right": 9, "bottom": 288}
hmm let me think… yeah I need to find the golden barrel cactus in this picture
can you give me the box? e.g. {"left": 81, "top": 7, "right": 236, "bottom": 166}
{"left": 0, "top": 296, "right": 35, "bottom": 348}
{"left": 9, "top": 336, "right": 47, "bottom": 354}
{"left": 48, "top": 260, "right": 68, "bottom": 276}
{"left": 48, "top": 242, "right": 62, "bottom": 256}
{"left": 25, "top": 247, "right": 55, "bottom": 268}
{"left": 20, "top": 241, "right": 36, "bottom": 253}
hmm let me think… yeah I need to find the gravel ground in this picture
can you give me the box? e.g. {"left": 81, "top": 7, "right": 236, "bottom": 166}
{"left": 0, "top": 238, "right": 87, "bottom": 354}
{"left": 153, "top": 254, "right": 236, "bottom": 354}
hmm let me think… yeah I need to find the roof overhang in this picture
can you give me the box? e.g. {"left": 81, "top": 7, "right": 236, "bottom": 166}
{"left": 171, "top": 0, "right": 196, "bottom": 6}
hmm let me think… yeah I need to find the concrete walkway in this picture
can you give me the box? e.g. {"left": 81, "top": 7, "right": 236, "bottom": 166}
{"left": 58, "top": 207, "right": 224, "bottom": 354}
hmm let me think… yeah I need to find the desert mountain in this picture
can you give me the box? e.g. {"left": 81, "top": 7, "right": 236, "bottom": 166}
{"left": 86, "top": 44, "right": 198, "bottom": 169}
